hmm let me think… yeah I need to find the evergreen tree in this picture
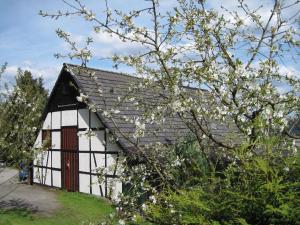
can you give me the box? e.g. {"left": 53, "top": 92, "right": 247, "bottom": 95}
{"left": 0, "top": 69, "right": 48, "bottom": 165}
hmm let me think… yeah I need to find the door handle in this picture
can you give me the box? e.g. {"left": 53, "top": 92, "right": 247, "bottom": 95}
{"left": 66, "top": 160, "right": 70, "bottom": 169}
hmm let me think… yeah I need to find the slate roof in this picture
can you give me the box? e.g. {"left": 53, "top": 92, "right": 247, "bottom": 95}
{"left": 64, "top": 63, "right": 241, "bottom": 151}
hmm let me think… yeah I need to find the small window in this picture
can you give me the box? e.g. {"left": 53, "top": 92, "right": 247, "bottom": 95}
{"left": 42, "top": 130, "right": 52, "bottom": 149}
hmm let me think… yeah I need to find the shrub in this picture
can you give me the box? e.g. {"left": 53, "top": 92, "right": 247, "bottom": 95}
{"left": 144, "top": 138, "right": 300, "bottom": 225}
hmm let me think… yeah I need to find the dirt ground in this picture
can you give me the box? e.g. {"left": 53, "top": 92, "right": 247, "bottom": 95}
{"left": 0, "top": 168, "right": 61, "bottom": 216}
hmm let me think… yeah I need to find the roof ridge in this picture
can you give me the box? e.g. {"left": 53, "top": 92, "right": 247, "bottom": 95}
{"left": 64, "top": 63, "right": 142, "bottom": 80}
{"left": 64, "top": 63, "right": 208, "bottom": 92}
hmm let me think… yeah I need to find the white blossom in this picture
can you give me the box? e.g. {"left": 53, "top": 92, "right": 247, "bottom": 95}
{"left": 118, "top": 219, "right": 125, "bottom": 225}
{"left": 142, "top": 203, "right": 147, "bottom": 211}
{"left": 76, "top": 93, "right": 89, "bottom": 102}
{"left": 149, "top": 195, "right": 157, "bottom": 204}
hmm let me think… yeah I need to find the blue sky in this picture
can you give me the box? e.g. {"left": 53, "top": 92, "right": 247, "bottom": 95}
{"left": 0, "top": 0, "right": 73, "bottom": 89}
{"left": 0, "top": 0, "right": 299, "bottom": 91}
{"left": 0, "top": 0, "right": 166, "bottom": 90}
{"left": 0, "top": 0, "right": 132, "bottom": 90}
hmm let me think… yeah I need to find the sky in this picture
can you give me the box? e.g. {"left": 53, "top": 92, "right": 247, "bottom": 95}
{"left": 0, "top": 0, "right": 299, "bottom": 92}
{"left": 0, "top": 0, "right": 145, "bottom": 90}
{"left": 0, "top": 0, "right": 69, "bottom": 90}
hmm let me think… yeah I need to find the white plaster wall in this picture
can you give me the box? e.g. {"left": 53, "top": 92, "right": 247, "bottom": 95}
{"left": 61, "top": 110, "right": 77, "bottom": 126}
{"left": 79, "top": 153, "right": 90, "bottom": 172}
{"left": 107, "top": 178, "right": 122, "bottom": 201}
{"left": 35, "top": 151, "right": 49, "bottom": 167}
{"left": 52, "top": 151, "right": 61, "bottom": 169}
{"left": 78, "top": 131, "right": 90, "bottom": 151}
{"left": 52, "top": 170, "right": 61, "bottom": 188}
{"left": 91, "top": 112, "right": 103, "bottom": 128}
{"left": 78, "top": 109, "right": 89, "bottom": 128}
{"left": 33, "top": 167, "right": 42, "bottom": 183}
{"left": 41, "top": 168, "right": 46, "bottom": 184}
{"left": 33, "top": 152, "right": 41, "bottom": 166}
{"left": 115, "top": 181, "right": 123, "bottom": 200}
{"left": 34, "top": 131, "right": 42, "bottom": 148}
{"left": 45, "top": 151, "right": 52, "bottom": 168}
{"left": 91, "top": 131, "right": 105, "bottom": 151}
{"left": 33, "top": 108, "right": 125, "bottom": 198}
{"left": 43, "top": 169, "right": 52, "bottom": 186}
{"left": 91, "top": 175, "right": 104, "bottom": 196}
{"left": 91, "top": 153, "right": 105, "bottom": 172}
{"left": 79, "top": 173, "right": 90, "bottom": 194}
{"left": 51, "top": 131, "right": 61, "bottom": 149}
{"left": 52, "top": 111, "right": 61, "bottom": 129}
{"left": 40, "top": 151, "right": 46, "bottom": 167}
{"left": 43, "top": 113, "right": 51, "bottom": 129}
{"left": 106, "top": 154, "right": 117, "bottom": 175}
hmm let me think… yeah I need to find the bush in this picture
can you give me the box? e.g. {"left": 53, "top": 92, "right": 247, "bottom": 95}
{"left": 144, "top": 138, "right": 300, "bottom": 225}
{"left": 103, "top": 136, "right": 299, "bottom": 225}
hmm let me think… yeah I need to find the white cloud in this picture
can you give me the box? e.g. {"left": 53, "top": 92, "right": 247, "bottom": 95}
{"left": 23, "top": 65, "right": 60, "bottom": 80}
{"left": 207, "top": 0, "right": 273, "bottom": 28}
{"left": 5, "top": 65, "right": 18, "bottom": 76}
{"left": 91, "top": 32, "right": 147, "bottom": 58}
{"left": 158, "top": 0, "right": 179, "bottom": 11}
{"left": 279, "top": 64, "right": 300, "bottom": 78}
{"left": 57, "top": 32, "right": 87, "bottom": 52}
{"left": 3, "top": 63, "right": 61, "bottom": 90}
{"left": 22, "top": 60, "right": 32, "bottom": 67}
{"left": 208, "top": 0, "right": 299, "bottom": 29}
{"left": 55, "top": 30, "right": 147, "bottom": 59}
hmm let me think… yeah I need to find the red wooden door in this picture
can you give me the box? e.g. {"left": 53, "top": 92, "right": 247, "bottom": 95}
{"left": 61, "top": 127, "right": 78, "bottom": 192}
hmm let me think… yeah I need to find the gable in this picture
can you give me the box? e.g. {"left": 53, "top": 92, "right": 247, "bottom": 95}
{"left": 47, "top": 70, "right": 86, "bottom": 112}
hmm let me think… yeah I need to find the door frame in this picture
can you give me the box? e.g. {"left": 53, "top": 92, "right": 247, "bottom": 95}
{"left": 61, "top": 126, "right": 79, "bottom": 192}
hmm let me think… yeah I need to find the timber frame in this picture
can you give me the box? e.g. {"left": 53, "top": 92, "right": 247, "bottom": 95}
{"left": 33, "top": 65, "right": 123, "bottom": 198}
{"left": 33, "top": 63, "right": 207, "bottom": 198}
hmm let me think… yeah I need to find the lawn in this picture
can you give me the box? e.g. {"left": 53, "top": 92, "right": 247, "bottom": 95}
{"left": 0, "top": 190, "right": 114, "bottom": 225}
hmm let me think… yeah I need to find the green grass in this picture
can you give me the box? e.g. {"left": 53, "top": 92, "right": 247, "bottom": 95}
{"left": 0, "top": 190, "right": 114, "bottom": 225}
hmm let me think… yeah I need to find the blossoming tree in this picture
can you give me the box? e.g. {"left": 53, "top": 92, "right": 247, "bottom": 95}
{"left": 41, "top": 0, "right": 300, "bottom": 223}
{"left": 0, "top": 62, "right": 8, "bottom": 103}
{"left": 41, "top": 0, "right": 300, "bottom": 146}
{"left": 0, "top": 69, "right": 48, "bottom": 166}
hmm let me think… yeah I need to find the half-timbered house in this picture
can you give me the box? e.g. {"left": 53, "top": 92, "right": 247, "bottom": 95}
{"left": 33, "top": 63, "right": 239, "bottom": 199}
{"left": 33, "top": 63, "right": 188, "bottom": 200}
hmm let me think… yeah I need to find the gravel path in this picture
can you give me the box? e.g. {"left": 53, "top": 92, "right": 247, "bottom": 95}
{"left": 0, "top": 168, "right": 61, "bottom": 216}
